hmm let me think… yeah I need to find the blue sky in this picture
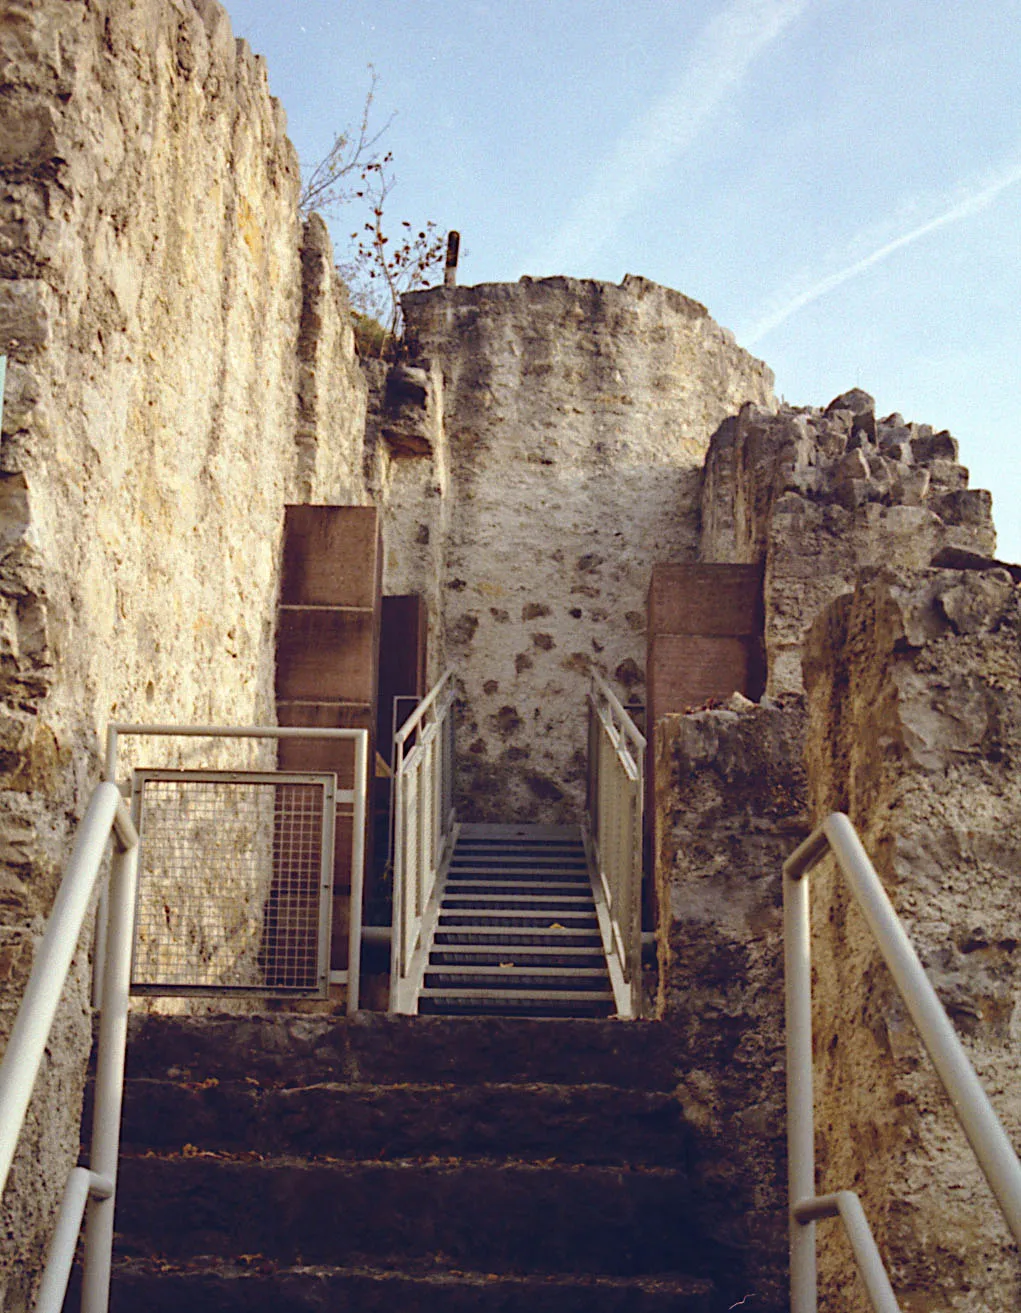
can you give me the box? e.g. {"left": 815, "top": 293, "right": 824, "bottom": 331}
{"left": 227, "top": 0, "right": 1021, "bottom": 561}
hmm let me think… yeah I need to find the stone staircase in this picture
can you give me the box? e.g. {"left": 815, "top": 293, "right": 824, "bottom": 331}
{"left": 86, "top": 1011, "right": 751, "bottom": 1311}
{"left": 419, "top": 824, "right": 615, "bottom": 1018}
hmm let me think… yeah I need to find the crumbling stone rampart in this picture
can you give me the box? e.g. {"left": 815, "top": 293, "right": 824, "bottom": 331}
{"left": 700, "top": 390, "right": 995, "bottom": 693}
{"left": 802, "top": 565, "right": 1021, "bottom": 1311}
{"left": 655, "top": 695, "right": 808, "bottom": 1312}
{"left": 0, "top": 1, "right": 367, "bottom": 1300}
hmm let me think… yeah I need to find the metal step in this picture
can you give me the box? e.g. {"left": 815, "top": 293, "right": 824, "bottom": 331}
{"left": 418, "top": 988, "right": 615, "bottom": 1018}
{"left": 448, "top": 864, "right": 589, "bottom": 877}
{"left": 445, "top": 879, "right": 591, "bottom": 893}
{"left": 434, "top": 928, "right": 604, "bottom": 947}
{"left": 424, "top": 965, "right": 611, "bottom": 990}
{"left": 444, "top": 893, "right": 595, "bottom": 908}
{"left": 417, "top": 822, "right": 613, "bottom": 1019}
{"left": 430, "top": 947, "right": 607, "bottom": 967}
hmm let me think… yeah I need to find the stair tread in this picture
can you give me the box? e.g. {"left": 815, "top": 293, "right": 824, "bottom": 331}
{"left": 419, "top": 988, "right": 616, "bottom": 1001}
{"left": 440, "top": 909, "right": 597, "bottom": 920}
{"left": 444, "top": 894, "right": 594, "bottom": 905}
{"left": 106, "top": 1256, "right": 714, "bottom": 1312}
{"left": 426, "top": 964, "right": 608, "bottom": 977}
{"left": 434, "top": 928, "right": 602, "bottom": 939}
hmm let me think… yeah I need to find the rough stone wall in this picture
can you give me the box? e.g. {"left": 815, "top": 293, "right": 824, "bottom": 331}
{"left": 397, "top": 275, "right": 775, "bottom": 821}
{"left": 0, "top": 2, "right": 367, "bottom": 1303}
{"left": 363, "top": 357, "right": 450, "bottom": 685}
{"left": 699, "top": 390, "right": 996, "bottom": 695}
{"left": 802, "top": 565, "right": 1021, "bottom": 1312}
{"left": 655, "top": 694, "right": 808, "bottom": 1313}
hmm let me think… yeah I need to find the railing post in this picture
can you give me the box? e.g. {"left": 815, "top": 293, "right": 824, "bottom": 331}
{"left": 0, "top": 784, "right": 122, "bottom": 1198}
{"left": 785, "top": 861, "right": 817, "bottom": 1313}
{"left": 81, "top": 832, "right": 139, "bottom": 1313}
{"left": 347, "top": 730, "right": 368, "bottom": 1014}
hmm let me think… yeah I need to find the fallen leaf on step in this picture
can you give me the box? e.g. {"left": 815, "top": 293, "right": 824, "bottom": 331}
{"left": 499, "top": 962, "right": 514, "bottom": 968}
{"left": 549, "top": 922, "right": 565, "bottom": 930}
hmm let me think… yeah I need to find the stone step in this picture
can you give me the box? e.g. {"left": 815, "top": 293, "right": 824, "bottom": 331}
{"left": 103, "top": 1258, "right": 715, "bottom": 1312}
{"left": 113, "top": 1156, "right": 703, "bottom": 1278}
{"left": 109, "top": 1079, "right": 691, "bottom": 1164}
{"left": 124, "top": 1014, "right": 681, "bottom": 1090}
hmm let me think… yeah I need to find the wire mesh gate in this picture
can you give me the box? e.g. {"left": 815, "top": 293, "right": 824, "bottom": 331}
{"left": 130, "top": 770, "right": 336, "bottom": 997}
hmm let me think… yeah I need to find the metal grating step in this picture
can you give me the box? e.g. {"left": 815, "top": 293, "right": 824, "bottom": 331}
{"left": 445, "top": 879, "right": 591, "bottom": 893}
{"left": 431, "top": 947, "right": 607, "bottom": 967}
{"left": 424, "top": 966, "right": 611, "bottom": 991}
{"left": 418, "top": 989, "right": 615, "bottom": 1018}
{"left": 434, "top": 929, "right": 604, "bottom": 947}
{"left": 439, "top": 913, "right": 599, "bottom": 929}
{"left": 444, "top": 893, "right": 595, "bottom": 908}
{"left": 417, "top": 822, "right": 614, "bottom": 1019}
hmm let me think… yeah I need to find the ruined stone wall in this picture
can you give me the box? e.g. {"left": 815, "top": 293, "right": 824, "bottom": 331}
{"left": 802, "top": 566, "right": 1021, "bottom": 1312}
{"left": 397, "top": 275, "right": 775, "bottom": 822}
{"left": 655, "top": 695, "right": 808, "bottom": 1313}
{"left": 699, "top": 391, "right": 996, "bottom": 694}
{"left": 649, "top": 392, "right": 1010, "bottom": 1310}
{"left": 0, "top": 2, "right": 367, "bottom": 1302}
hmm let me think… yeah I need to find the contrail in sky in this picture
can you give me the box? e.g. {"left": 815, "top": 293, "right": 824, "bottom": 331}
{"left": 742, "top": 158, "right": 1021, "bottom": 345}
{"left": 529, "top": 0, "right": 810, "bottom": 273}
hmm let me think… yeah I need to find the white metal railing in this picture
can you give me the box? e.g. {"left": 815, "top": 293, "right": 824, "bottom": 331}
{"left": 389, "top": 671, "right": 457, "bottom": 1013}
{"left": 584, "top": 673, "right": 644, "bottom": 1018}
{"left": 0, "top": 781, "right": 139, "bottom": 1313}
{"left": 784, "top": 812, "right": 1021, "bottom": 1313}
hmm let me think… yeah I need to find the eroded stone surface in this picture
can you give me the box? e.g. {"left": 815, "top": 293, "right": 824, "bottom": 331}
{"left": 393, "top": 275, "right": 775, "bottom": 822}
{"left": 699, "top": 396, "right": 997, "bottom": 695}
{"left": 0, "top": 2, "right": 368, "bottom": 1300}
{"left": 803, "top": 567, "right": 1021, "bottom": 1312}
{"left": 654, "top": 697, "right": 809, "bottom": 1313}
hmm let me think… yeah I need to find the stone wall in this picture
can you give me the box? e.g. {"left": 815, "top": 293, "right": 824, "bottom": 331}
{"left": 655, "top": 695, "right": 808, "bottom": 1312}
{"left": 396, "top": 275, "right": 775, "bottom": 822}
{"left": 651, "top": 388, "right": 1008, "bottom": 1310}
{"left": 802, "top": 565, "right": 1021, "bottom": 1311}
{"left": 0, "top": 2, "right": 367, "bottom": 1303}
{"left": 699, "top": 390, "right": 996, "bottom": 694}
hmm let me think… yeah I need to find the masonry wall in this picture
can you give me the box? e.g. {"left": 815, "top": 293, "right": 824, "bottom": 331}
{"left": 802, "top": 566, "right": 1021, "bottom": 1312}
{"left": 0, "top": 2, "right": 367, "bottom": 1302}
{"left": 654, "top": 696, "right": 808, "bottom": 1313}
{"left": 397, "top": 276, "right": 775, "bottom": 822}
{"left": 653, "top": 391, "right": 1008, "bottom": 1311}
{"left": 699, "top": 391, "right": 996, "bottom": 694}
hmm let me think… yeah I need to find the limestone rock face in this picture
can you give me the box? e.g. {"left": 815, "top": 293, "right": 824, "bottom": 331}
{"left": 700, "top": 398, "right": 996, "bottom": 695}
{"left": 0, "top": 2, "right": 367, "bottom": 1301}
{"left": 803, "top": 566, "right": 1021, "bottom": 1312}
{"left": 654, "top": 695, "right": 809, "bottom": 1313}
{"left": 398, "top": 275, "right": 775, "bottom": 821}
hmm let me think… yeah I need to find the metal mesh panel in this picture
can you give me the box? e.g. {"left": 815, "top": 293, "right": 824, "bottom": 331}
{"left": 131, "top": 770, "right": 334, "bottom": 996}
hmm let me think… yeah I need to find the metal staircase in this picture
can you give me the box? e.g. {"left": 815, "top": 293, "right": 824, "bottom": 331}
{"left": 418, "top": 824, "right": 615, "bottom": 1017}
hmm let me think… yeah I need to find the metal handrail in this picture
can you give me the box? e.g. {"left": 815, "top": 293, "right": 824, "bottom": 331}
{"left": 783, "top": 811, "right": 1021, "bottom": 1312}
{"left": 390, "top": 671, "right": 456, "bottom": 1013}
{"left": 0, "top": 781, "right": 139, "bottom": 1313}
{"left": 584, "top": 672, "right": 645, "bottom": 1018}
